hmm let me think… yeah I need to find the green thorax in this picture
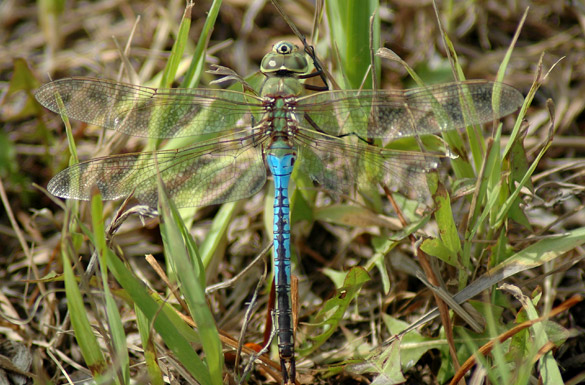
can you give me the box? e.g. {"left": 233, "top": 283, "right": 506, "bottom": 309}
{"left": 269, "top": 98, "right": 291, "bottom": 142}
{"left": 260, "top": 41, "right": 309, "bottom": 98}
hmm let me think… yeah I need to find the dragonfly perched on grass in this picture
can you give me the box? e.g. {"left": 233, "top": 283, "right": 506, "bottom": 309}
{"left": 35, "top": 41, "right": 523, "bottom": 383}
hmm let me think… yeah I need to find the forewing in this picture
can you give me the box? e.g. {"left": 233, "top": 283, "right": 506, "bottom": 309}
{"left": 47, "top": 132, "right": 268, "bottom": 208}
{"left": 35, "top": 77, "right": 264, "bottom": 138}
{"left": 295, "top": 81, "right": 523, "bottom": 139}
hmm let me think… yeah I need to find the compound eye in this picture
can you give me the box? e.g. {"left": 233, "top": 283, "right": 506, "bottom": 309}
{"left": 274, "top": 41, "right": 297, "bottom": 55}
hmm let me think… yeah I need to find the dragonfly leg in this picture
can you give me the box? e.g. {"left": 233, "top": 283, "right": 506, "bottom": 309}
{"left": 303, "top": 111, "right": 374, "bottom": 144}
{"left": 300, "top": 42, "right": 329, "bottom": 91}
{"left": 299, "top": 65, "right": 329, "bottom": 92}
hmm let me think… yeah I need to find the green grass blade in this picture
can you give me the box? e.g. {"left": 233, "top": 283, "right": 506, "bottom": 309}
{"left": 136, "top": 306, "right": 164, "bottom": 385}
{"left": 438, "top": 33, "right": 484, "bottom": 180}
{"left": 147, "top": 2, "right": 194, "bottom": 151}
{"left": 105, "top": 246, "right": 214, "bottom": 385}
{"left": 159, "top": 3, "right": 193, "bottom": 89}
{"left": 326, "top": 0, "right": 379, "bottom": 89}
{"left": 91, "top": 194, "right": 129, "bottom": 385}
{"left": 54, "top": 89, "right": 79, "bottom": 166}
{"left": 513, "top": 292, "right": 564, "bottom": 384}
{"left": 61, "top": 237, "right": 107, "bottom": 376}
{"left": 158, "top": 175, "right": 224, "bottom": 385}
{"left": 497, "top": 8, "right": 527, "bottom": 154}
{"left": 181, "top": 0, "right": 222, "bottom": 89}
{"left": 200, "top": 201, "right": 238, "bottom": 269}
{"left": 466, "top": 138, "right": 500, "bottom": 241}
{"left": 493, "top": 134, "right": 551, "bottom": 229}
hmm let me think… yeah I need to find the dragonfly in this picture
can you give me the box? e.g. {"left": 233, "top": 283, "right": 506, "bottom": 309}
{"left": 35, "top": 41, "right": 523, "bottom": 383}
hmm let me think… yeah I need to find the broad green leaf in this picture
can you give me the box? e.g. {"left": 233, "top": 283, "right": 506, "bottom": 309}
{"left": 421, "top": 182, "right": 461, "bottom": 267}
{"left": 299, "top": 267, "right": 370, "bottom": 355}
{"left": 382, "top": 315, "right": 439, "bottom": 371}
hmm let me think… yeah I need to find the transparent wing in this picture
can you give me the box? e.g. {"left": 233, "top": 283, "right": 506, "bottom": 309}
{"left": 294, "top": 129, "right": 442, "bottom": 199}
{"left": 35, "top": 77, "right": 265, "bottom": 138}
{"left": 295, "top": 80, "right": 523, "bottom": 139}
{"left": 47, "top": 131, "right": 268, "bottom": 208}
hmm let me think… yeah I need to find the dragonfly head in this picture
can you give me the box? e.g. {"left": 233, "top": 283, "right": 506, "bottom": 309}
{"left": 261, "top": 41, "right": 309, "bottom": 75}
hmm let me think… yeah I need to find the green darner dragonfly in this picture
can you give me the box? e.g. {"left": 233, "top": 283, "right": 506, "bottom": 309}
{"left": 35, "top": 41, "right": 523, "bottom": 383}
